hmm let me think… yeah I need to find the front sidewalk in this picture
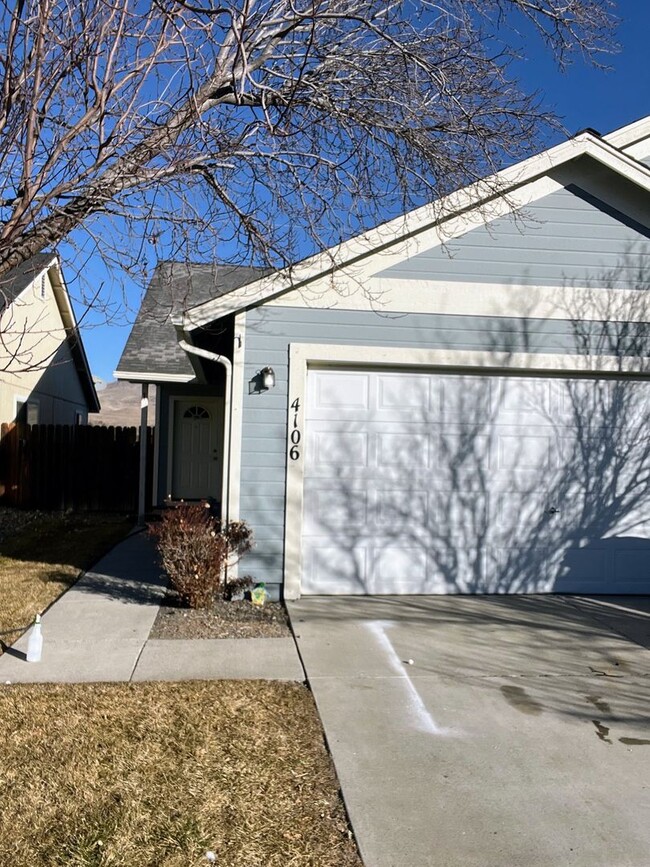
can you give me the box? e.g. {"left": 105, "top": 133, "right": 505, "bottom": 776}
{"left": 0, "top": 531, "right": 303, "bottom": 683}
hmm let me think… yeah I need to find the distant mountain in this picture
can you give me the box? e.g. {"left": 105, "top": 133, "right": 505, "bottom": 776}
{"left": 89, "top": 381, "right": 157, "bottom": 428}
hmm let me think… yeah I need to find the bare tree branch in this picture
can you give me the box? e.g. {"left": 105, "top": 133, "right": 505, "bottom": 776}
{"left": 0, "top": 0, "right": 617, "bottom": 312}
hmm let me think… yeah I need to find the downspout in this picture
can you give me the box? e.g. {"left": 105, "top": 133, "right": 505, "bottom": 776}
{"left": 177, "top": 339, "right": 232, "bottom": 524}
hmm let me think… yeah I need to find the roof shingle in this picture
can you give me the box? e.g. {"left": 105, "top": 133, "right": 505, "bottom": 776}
{"left": 116, "top": 262, "right": 268, "bottom": 377}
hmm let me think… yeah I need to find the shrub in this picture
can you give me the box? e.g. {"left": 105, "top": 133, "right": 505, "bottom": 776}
{"left": 148, "top": 502, "right": 253, "bottom": 608}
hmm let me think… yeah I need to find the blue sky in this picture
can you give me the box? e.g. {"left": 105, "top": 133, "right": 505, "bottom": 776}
{"left": 80, "top": 1, "right": 650, "bottom": 383}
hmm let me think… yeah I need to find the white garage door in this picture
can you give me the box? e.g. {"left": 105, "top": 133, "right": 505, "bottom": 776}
{"left": 301, "top": 368, "right": 650, "bottom": 595}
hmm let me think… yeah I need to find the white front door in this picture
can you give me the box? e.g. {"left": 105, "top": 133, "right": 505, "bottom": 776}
{"left": 171, "top": 399, "right": 223, "bottom": 500}
{"left": 301, "top": 368, "right": 650, "bottom": 595}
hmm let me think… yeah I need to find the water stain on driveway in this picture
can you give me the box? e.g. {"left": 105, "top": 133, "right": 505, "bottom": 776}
{"left": 592, "top": 720, "right": 612, "bottom": 744}
{"left": 500, "top": 684, "right": 544, "bottom": 715}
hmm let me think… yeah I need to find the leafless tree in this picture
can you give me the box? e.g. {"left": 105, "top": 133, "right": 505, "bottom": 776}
{"left": 0, "top": 0, "right": 616, "bottom": 295}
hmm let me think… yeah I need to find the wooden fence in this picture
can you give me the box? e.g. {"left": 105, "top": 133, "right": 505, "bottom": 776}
{"left": 0, "top": 423, "right": 154, "bottom": 512}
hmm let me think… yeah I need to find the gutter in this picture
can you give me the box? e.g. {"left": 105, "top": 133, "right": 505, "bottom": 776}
{"left": 177, "top": 338, "right": 232, "bottom": 523}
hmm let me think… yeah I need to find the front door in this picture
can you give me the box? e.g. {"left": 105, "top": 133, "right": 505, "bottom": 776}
{"left": 171, "top": 399, "right": 222, "bottom": 500}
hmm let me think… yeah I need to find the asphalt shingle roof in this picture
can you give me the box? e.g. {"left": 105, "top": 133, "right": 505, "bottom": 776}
{"left": 116, "top": 262, "right": 268, "bottom": 378}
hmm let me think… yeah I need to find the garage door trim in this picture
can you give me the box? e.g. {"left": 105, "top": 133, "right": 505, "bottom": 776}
{"left": 283, "top": 343, "right": 650, "bottom": 599}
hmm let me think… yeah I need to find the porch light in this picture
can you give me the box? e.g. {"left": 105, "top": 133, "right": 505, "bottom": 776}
{"left": 261, "top": 366, "right": 276, "bottom": 389}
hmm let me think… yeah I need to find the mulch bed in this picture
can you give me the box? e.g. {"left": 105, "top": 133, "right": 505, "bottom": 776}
{"left": 150, "top": 595, "right": 292, "bottom": 639}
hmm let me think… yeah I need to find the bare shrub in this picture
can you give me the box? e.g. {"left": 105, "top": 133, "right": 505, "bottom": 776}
{"left": 148, "top": 502, "right": 253, "bottom": 608}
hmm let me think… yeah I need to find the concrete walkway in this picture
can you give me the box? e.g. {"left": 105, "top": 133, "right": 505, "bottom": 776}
{"left": 289, "top": 595, "right": 650, "bottom": 867}
{"left": 0, "top": 531, "right": 303, "bottom": 683}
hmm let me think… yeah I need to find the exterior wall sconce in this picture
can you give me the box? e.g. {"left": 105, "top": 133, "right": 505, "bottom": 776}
{"left": 260, "top": 366, "right": 276, "bottom": 390}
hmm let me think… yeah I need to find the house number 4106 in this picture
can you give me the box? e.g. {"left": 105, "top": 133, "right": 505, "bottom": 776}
{"left": 289, "top": 397, "right": 301, "bottom": 460}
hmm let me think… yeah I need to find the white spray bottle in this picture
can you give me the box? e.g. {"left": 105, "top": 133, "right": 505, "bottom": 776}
{"left": 26, "top": 614, "right": 43, "bottom": 662}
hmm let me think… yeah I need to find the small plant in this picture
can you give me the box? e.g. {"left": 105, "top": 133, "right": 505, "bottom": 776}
{"left": 148, "top": 502, "right": 253, "bottom": 608}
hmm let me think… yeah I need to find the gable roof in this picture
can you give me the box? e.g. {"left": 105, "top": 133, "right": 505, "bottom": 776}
{"left": 0, "top": 252, "right": 57, "bottom": 308}
{"left": 1, "top": 254, "right": 100, "bottom": 412}
{"left": 179, "top": 117, "right": 650, "bottom": 330}
{"left": 115, "top": 261, "right": 269, "bottom": 380}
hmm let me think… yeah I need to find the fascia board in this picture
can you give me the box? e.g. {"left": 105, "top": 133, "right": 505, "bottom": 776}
{"left": 604, "top": 115, "right": 650, "bottom": 151}
{"left": 113, "top": 370, "right": 196, "bottom": 383}
{"left": 183, "top": 132, "right": 650, "bottom": 329}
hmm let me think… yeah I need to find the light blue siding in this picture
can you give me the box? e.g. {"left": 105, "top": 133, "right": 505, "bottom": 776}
{"left": 239, "top": 306, "right": 650, "bottom": 590}
{"left": 377, "top": 186, "right": 650, "bottom": 288}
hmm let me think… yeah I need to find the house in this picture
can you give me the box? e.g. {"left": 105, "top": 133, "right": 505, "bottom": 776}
{"left": 116, "top": 116, "right": 650, "bottom": 599}
{"left": 0, "top": 254, "right": 100, "bottom": 426}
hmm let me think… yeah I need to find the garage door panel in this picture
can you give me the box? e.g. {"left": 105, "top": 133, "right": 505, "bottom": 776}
{"left": 428, "top": 546, "right": 487, "bottom": 593}
{"left": 304, "top": 489, "right": 368, "bottom": 531}
{"left": 302, "top": 545, "right": 369, "bottom": 594}
{"left": 613, "top": 549, "right": 650, "bottom": 586}
{"left": 490, "top": 547, "right": 552, "bottom": 593}
{"left": 311, "top": 371, "right": 370, "bottom": 413}
{"left": 373, "top": 546, "right": 428, "bottom": 593}
{"left": 435, "top": 433, "right": 492, "bottom": 472}
{"left": 377, "top": 373, "right": 432, "bottom": 414}
{"left": 497, "top": 433, "right": 556, "bottom": 472}
{"left": 302, "top": 369, "right": 650, "bottom": 595}
{"left": 495, "top": 378, "right": 552, "bottom": 418}
{"left": 494, "top": 491, "right": 548, "bottom": 528}
{"left": 556, "top": 546, "right": 609, "bottom": 583}
{"left": 377, "top": 432, "right": 430, "bottom": 467}
{"left": 376, "top": 489, "right": 428, "bottom": 527}
{"left": 439, "top": 376, "right": 493, "bottom": 421}
{"left": 430, "top": 490, "right": 489, "bottom": 537}
{"left": 311, "top": 430, "right": 369, "bottom": 466}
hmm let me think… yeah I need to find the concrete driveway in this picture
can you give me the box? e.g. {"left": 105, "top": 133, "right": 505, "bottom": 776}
{"left": 288, "top": 595, "right": 650, "bottom": 867}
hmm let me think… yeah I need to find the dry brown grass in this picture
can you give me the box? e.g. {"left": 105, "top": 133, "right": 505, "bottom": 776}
{"left": 0, "top": 681, "right": 362, "bottom": 867}
{"left": 0, "top": 512, "right": 132, "bottom": 652}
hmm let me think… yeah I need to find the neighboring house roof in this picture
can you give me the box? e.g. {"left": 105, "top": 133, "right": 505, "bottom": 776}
{"left": 1, "top": 253, "right": 100, "bottom": 413}
{"left": 0, "top": 252, "right": 58, "bottom": 308}
{"left": 178, "top": 117, "right": 650, "bottom": 330}
{"left": 116, "top": 261, "right": 269, "bottom": 380}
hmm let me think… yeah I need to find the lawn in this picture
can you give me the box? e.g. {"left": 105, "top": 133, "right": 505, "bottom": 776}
{"left": 0, "top": 510, "right": 133, "bottom": 653}
{"left": 0, "top": 680, "right": 362, "bottom": 867}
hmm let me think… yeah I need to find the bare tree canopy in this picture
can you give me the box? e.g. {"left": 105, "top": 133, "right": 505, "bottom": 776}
{"left": 0, "top": 0, "right": 617, "bottom": 282}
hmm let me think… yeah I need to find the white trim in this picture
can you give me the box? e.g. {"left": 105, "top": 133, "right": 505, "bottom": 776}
{"left": 290, "top": 342, "right": 650, "bottom": 374}
{"left": 182, "top": 131, "right": 650, "bottom": 328}
{"left": 227, "top": 311, "right": 247, "bottom": 523}
{"left": 113, "top": 370, "right": 195, "bottom": 383}
{"left": 266, "top": 279, "right": 650, "bottom": 322}
{"left": 13, "top": 393, "right": 28, "bottom": 421}
{"left": 604, "top": 116, "right": 650, "bottom": 151}
{"left": 624, "top": 141, "right": 650, "bottom": 162}
{"left": 283, "top": 342, "right": 650, "bottom": 599}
